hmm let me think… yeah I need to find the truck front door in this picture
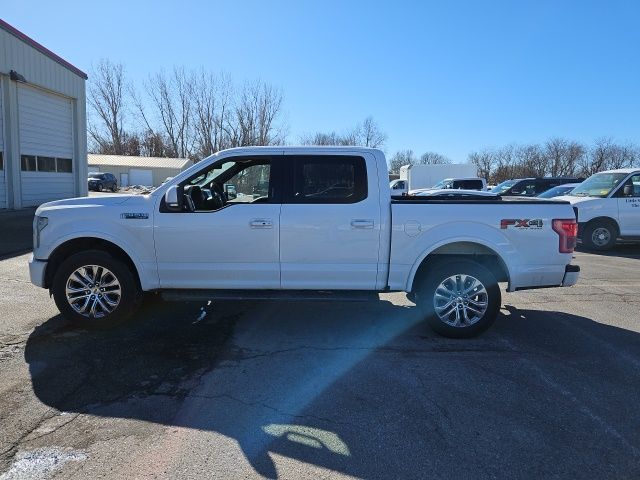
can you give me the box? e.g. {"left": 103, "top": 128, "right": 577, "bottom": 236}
{"left": 153, "top": 156, "right": 282, "bottom": 289}
{"left": 279, "top": 154, "right": 382, "bottom": 290}
{"left": 617, "top": 174, "right": 640, "bottom": 235}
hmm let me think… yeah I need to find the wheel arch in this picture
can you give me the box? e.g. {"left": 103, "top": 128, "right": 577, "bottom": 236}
{"left": 582, "top": 216, "right": 620, "bottom": 234}
{"left": 44, "top": 237, "right": 142, "bottom": 290}
{"left": 407, "top": 240, "right": 511, "bottom": 292}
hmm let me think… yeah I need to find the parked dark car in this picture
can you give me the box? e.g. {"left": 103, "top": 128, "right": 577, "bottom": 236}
{"left": 491, "top": 177, "right": 584, "bottom": 197}
{"left": 88, "top": 172, "right": 118, "bottom": 192}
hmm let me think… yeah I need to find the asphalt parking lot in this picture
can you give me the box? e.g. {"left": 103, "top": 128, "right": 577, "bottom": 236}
{"left": 0, "top": 246, "right": 639, "bottom": 479}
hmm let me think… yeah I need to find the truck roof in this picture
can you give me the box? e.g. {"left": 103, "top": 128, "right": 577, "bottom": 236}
{"left": 207, "top": 146, "right": 384, "bottom": 157}
{"left": 597, "top": 167, "right": 640, "bottom": 174}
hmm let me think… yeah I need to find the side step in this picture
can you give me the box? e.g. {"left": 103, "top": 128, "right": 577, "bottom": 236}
{"left": 161, "top": 289, "right": 380, "bottom": 303}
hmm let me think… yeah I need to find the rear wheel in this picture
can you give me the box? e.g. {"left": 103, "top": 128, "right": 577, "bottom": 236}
{"left": 111, "top": 184, "right": 118, "bottom": 192}
{"left": 52, "top": 250, "right": 140, "bottom": 328}
{"left": 582, "top": 220, "right": 617, "bottom": 251}
{"left": 415, "top": 259, "right": 501, "bottom": 338}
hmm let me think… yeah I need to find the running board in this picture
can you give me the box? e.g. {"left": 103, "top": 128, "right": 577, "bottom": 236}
{"left": 161, "top": 289, "right": 380, "bottom": 302}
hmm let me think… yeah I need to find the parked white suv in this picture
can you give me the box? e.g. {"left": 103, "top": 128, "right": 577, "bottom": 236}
{"left": 559, "top": 168, "right": 640, "bottom": 250}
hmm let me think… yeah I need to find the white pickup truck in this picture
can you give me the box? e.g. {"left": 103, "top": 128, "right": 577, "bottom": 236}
{"left": 558, "top": 168, "right": 640, "bottom": 250}
{"left": 29, "top": 147, "right": 580, "bottom": 338}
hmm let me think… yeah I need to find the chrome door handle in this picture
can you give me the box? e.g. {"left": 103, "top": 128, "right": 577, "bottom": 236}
{"left": 250, "top": 218, "right": 273, "bottom": 228}
{"left": 350, "top": 219, "right": 374, "bottom": 229}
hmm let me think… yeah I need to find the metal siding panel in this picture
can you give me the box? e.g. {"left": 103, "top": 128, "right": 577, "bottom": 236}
{"left": 18, "top": 84, "right": 75, "bottom": 205}
{"left": 18, "top": 85, "right": 73, "bottom": 157}
{"left": 20, "top": 172, "right": 75, "bottom": 207}
{"left": 0, "top": 81, "right": 5, "bottom": 209}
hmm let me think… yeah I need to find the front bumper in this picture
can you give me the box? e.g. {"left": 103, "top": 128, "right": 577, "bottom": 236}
{"left": 562, "top": 264, "right": 580, "bottom": 287}
{"left": 29, "top": 255, "right": 47, "bottom": 288}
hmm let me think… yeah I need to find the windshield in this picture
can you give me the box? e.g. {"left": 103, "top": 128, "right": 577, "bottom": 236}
{"left": 569, "top": 173, "right": 627, "bottom": 198}
{"left": 189, "top": 161, "right": 235, "bottom": 186}
{"left": 432, "top": 179, "right": 451, "bottom": 189}
{"left": 538, "top": 185, "right": 572, "bottom": 198}
{"left": 88, "top": 172, "right": 102, "bottom": 179}
{"left": 490, "top": 180, "right": 517, "bottom": 194}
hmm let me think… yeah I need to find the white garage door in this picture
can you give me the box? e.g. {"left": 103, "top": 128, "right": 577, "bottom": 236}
{"left": 18, "top": 85, "right": 75, "bottom": 207}
{"left": 0, "top": 82, "right": 6, "bottom": 209}
{"left": 129, "top": 169, "right": 153, "bottom": 187}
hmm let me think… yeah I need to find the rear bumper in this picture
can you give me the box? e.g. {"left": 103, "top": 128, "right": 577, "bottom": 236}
{"left": 29, "top": 255, "right": 47, "bottom": 288}
{"left": 561, "top": 264, "right": 580, "bottom": 287}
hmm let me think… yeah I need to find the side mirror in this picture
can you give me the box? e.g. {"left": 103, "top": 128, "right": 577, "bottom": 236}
{"left": 164, "top": 185, "right": 181, "bottom": 212}
{"left": 225, "top": 184, "right": 237, "bottom": 200}
{"left": 623, "top": 183, "right": 633, "bottom": 196}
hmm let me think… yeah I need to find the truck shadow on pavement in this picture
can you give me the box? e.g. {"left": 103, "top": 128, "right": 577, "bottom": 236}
{"left": 24, "top": 298, "right": 640, "bottom": 479}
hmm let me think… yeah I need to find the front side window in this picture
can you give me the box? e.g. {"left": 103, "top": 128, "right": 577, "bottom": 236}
{"left": 617, "top": 174, "right": 640, "bottom": 198}
{"left": 178, "top": 157, "right": 273, "bottom": 212}
{"left": 290, "top": 156, "right": 367, "bottom": 203}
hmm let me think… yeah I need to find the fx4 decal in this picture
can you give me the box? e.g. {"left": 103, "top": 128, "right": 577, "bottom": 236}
{"left": 500, "top": 219, "right": 543, "bottom": 229}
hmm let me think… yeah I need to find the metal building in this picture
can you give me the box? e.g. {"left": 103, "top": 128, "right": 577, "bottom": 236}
{"left": 0, "top": 19, "right": 87, "bottom": 209}
{"left": 87, "top": 154, "right": 193, "bottom": 188}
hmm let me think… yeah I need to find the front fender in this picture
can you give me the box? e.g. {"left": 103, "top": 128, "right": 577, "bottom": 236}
{"left": 39, "top": 223, "right": 158, "bottom": 291}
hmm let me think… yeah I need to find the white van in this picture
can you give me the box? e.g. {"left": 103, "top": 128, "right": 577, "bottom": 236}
{"left": 559, "top": 168, "right": 640, "bottom": 250}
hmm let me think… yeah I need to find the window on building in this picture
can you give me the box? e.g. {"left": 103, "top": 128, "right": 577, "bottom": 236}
{"left": 21, "top": 155, "right": 37, "bottom": 172}
{"left": 56, "top": 158, "right": 73, "bottom": 173}
{"left": 0, "top": 152, "right": 3, "bottom": 170}
{"left": 37, "top": 156, "right": 56, "bottom": 172}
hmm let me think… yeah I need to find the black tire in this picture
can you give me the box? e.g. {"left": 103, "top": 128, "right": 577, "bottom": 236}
{"left": 582, "top": 220, "right": 618, "bottom": 251}
{"left": 97, "top": 183, "right": 104, "bottom": 192}
{"left": 51, "top": 249, "right": 140, "bottom": 329}
{"left": 414, "top": 259, "right": 501, "bottom": 338}
{"left": 111, "top": 184, "right": 118, "bottom": 192}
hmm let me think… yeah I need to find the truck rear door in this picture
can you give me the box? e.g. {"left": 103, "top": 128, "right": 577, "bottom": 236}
{"left": 279, "top": 154, "right": 382, "bottom": 289}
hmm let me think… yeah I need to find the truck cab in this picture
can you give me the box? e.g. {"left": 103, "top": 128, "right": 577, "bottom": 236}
{"left": 559, "top": 168, "right": 640, "bottom": 250}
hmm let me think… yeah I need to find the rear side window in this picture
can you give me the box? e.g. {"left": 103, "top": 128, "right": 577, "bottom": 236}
{"left": 460, "top": 180, "right": 483, "bottom": 190}
{"left": 289, "top": 156, "right": 367, "bottom": 203}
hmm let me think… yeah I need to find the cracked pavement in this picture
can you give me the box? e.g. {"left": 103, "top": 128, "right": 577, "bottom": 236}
{"left": 0, "top": 246, "right": 639, "bottom": 479}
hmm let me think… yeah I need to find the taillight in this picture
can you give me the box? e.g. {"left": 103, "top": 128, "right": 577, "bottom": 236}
{"left": 552, "top": 219, "right": 578, "bottom": 253}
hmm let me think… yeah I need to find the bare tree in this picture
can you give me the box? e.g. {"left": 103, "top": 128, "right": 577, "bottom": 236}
{"left": 358, "top": 116, "right": 387, "bottom": 148}
{"left": 133, "top": 68, "right": 194, "bottom": 158}
{"left": 468, "top": 149, "right": 495, "bottom": 180}
{"left": 300, "top": 117, "right": 386, "bottom": 148}
{"left": 228, "top": 80, "right": 285, "bottom": 147}
{"left": 88, "top": 59, "right": 129, "bottom": 154}
{"left": 192, "top": 71, "right": 232, "bottom": 158}
{"left": 389, "top": 150, "right": 417, "bottom": 174}
{"left": 419, "top": 151, "right": 451, "bottom": 165}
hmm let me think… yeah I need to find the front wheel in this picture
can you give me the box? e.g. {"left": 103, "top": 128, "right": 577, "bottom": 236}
{"left": 415, "top": 259, "right": 501, "bottom": 338}
{"left": 582, "top": 220, "right": 617, "bottom": 251}
{"left": 52, "top": 250, "right": 140, "bottom": 328}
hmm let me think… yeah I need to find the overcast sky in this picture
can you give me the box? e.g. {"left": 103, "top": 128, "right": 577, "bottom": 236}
{"left": 3, "top": 0, "right": 640, "bottom": 161}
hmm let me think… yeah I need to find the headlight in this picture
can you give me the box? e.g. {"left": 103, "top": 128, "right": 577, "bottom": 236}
{"left": 35, "top": 216, "right": 48, "bottom": 249}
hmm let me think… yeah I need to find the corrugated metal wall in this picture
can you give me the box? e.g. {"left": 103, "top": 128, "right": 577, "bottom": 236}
{"left": 88, "top": 164, "right": 185, "bottom": 187}
{"left": 0, "top": 26, "right": 86, "bottom": 208}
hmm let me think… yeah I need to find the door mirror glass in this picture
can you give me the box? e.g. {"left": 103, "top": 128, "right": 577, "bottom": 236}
{"left": 224, "top": 184, "right": 237, "bottom": 200}
{"left": 623, "top": 183, "right": 633, "bottom": 196}
{"left": 164, "top": 185, "right": 181, "bottom": 211}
